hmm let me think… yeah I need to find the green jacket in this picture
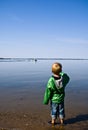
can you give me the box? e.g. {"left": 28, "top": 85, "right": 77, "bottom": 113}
{"left": 43, "top": 72, "right": 70, "bottom": 104}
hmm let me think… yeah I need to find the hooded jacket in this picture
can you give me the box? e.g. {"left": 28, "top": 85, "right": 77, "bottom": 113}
{"left": 43, "top": 72, "right": 70, "bottom": 104}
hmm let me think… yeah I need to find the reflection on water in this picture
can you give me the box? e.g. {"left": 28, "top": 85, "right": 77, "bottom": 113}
{"left": 0, "top": 59, "right": 88, "bottom": 93}
{"left": 0, "top": 59, "right": 88, "bottom": 88}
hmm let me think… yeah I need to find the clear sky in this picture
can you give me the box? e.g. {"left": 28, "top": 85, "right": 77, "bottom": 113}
{"left": 0, "top": 0, "right": 88, "bottom": 58}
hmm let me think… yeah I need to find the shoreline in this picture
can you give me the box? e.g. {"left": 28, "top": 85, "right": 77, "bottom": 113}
{"left": 0, "top": 92, "right": 88, "bottom": 130}
{"left": 0, "top": 107, "right": 88, "bottom": 130}
{"left": 0, "top": 84, "right": 88, "bottom": 130}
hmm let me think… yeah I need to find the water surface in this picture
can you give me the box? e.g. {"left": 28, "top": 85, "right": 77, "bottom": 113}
{"left": 0, "top": 59, "right": 88, "bottom": 130}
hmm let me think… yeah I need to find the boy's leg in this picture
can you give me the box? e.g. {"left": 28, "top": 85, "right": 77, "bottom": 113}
{"left": 58, "top": 102, "right": 65, "bottom": 124}
{"left": 50, "top": 102, "right": 58, "bottom": 124}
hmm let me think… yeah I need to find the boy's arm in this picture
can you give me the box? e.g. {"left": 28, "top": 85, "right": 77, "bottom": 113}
{"left": 43, "top": 87, "right": 51, "bottom": 105}
{"left": 63, "top": 73, "right": 70, "bottom": 87}
{"left": 43, "top": 80, "right": 53, "bottom": 105}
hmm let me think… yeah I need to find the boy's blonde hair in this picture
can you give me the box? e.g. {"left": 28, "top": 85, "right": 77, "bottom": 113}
{"left": 52, "top": 62, "right": 62, "bottom": 75}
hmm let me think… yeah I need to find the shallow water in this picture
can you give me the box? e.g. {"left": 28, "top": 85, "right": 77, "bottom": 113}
{"left": 0, "top": 59, "right": 88, "bottom": 130}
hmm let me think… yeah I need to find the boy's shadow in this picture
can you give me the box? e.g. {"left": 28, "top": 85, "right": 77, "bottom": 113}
{"left": 65, "top": 114, "right": 88, "bottom": 124}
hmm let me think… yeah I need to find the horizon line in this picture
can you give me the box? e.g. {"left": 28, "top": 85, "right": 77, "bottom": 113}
{"left": 0, "top": 57, "right": 88, "bottom": 60}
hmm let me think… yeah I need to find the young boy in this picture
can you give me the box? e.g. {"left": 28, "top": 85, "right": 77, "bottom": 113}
{"left": 43, "top": 62, "right": 70, "bottom": 125}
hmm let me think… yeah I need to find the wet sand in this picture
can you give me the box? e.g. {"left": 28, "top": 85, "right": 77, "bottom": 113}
{"left": 0, "top": 87, "right": 88, "bottom": 130}
{"left": 0, "top": 104, "right": 88, "bottom": 130}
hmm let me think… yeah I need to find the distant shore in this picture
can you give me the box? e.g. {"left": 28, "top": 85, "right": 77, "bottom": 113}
{"left": 0, "top": 57, "right": 88, "bottom": 61}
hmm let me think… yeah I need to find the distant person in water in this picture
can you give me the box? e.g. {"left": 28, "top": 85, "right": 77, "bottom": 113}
{"left": 43, "top": 62, "right": 70, "bottom": 125}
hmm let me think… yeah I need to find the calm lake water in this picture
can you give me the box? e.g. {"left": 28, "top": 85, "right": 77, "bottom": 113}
{"left": 0, "top": 59, "right": 88, "bottom": 130}
{"left": 0, "top": 59, "right": 88, "bottom": 111}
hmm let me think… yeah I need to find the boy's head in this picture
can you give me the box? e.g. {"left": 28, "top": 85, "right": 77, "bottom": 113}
{"left": 52, "top": 62, "right": 62, "bottom": 75}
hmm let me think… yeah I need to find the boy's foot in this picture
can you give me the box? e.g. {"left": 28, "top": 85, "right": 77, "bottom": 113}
{"left": 52, "top": 119, "right": 55, "bottom": 124}
{"left": 51, "top": 118, "right": 56, "bottom": 126}
{"left": 51, "top": 122, "right": 55, "bottom": 127}
{"left": 48, "top": 121, "right": 55, "bottom": 127}
{"left": 60, "top": 119, "right": 64, "bottom": 125}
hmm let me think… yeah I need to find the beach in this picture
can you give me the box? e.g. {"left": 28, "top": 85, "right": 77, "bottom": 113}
{"left": 0, "top": 95, "right": 88, "bottom": 130}
{"left": 0, "top": 83, "right": 88, "bottom": 130}
{"left": 0, "top": 60, "right": 88, "bottom": 130}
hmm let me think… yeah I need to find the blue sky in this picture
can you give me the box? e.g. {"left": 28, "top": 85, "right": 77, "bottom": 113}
{"left": 0, "top": 0, "right": 88, "bottom": 58}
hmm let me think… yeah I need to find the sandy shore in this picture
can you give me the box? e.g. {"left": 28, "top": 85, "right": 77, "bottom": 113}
{"left": 0, "top": 96, "right": 88, "bottom": 130}
{"left": 0, "top": 108, "right": 88, "bottom": 130}
{"left": 0, "top": 86, "right": 88, "bottom": 130}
